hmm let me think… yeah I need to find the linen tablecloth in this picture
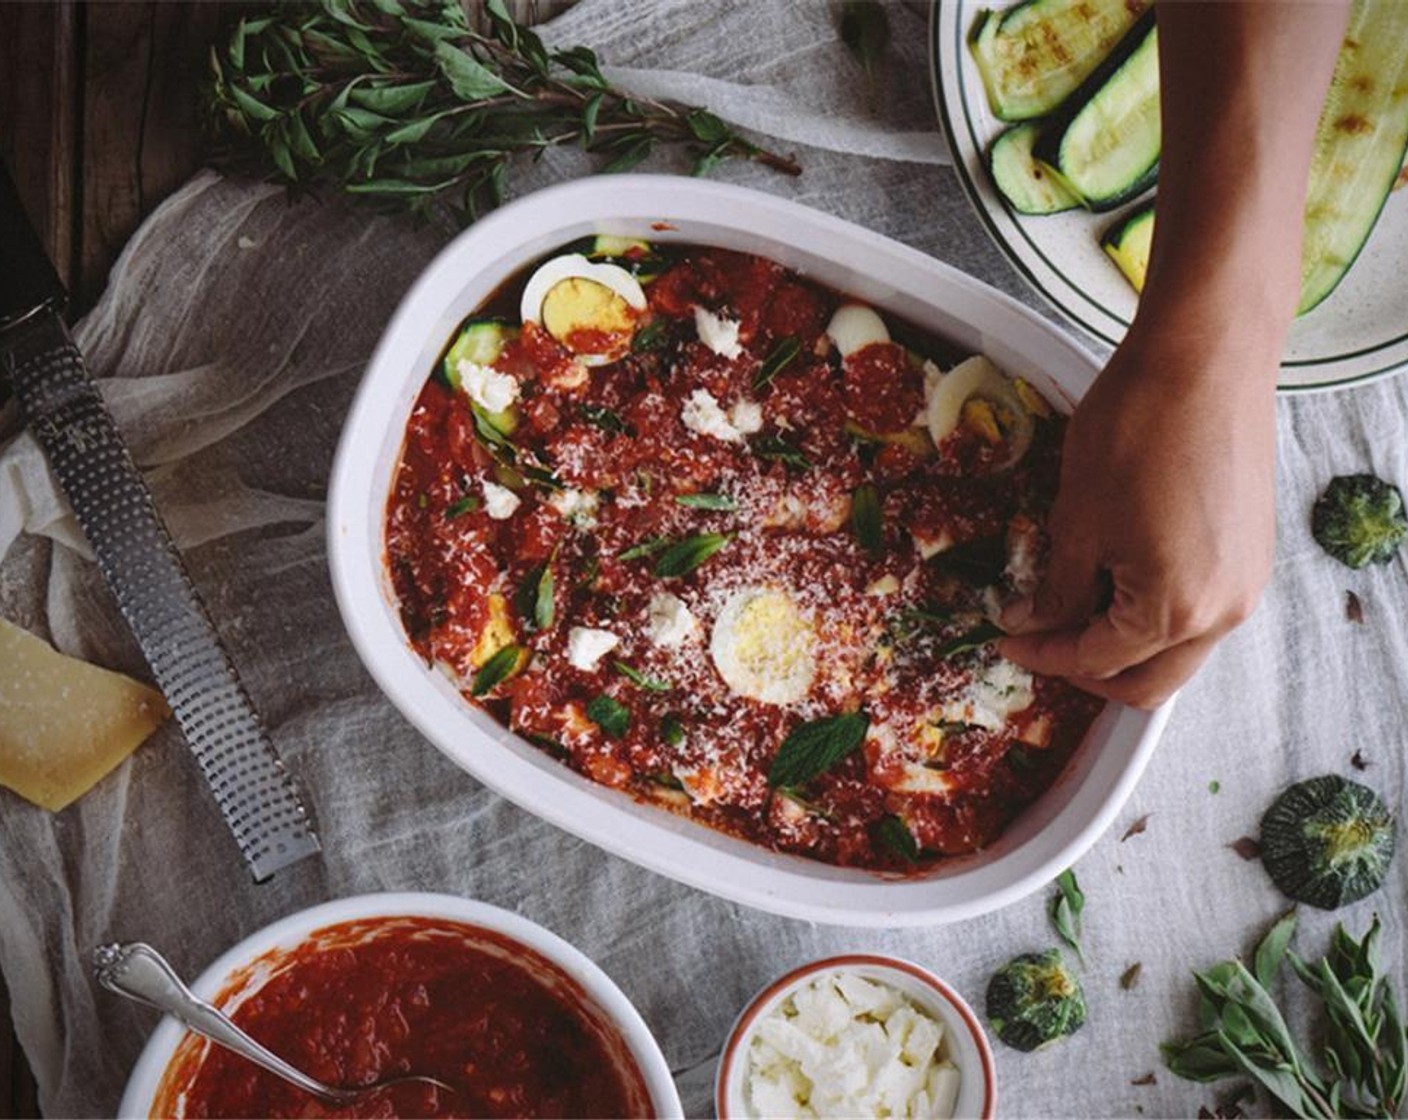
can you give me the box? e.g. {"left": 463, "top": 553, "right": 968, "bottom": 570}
{"left": 1, "top": 2, "right": 1404, "bottom": 1116}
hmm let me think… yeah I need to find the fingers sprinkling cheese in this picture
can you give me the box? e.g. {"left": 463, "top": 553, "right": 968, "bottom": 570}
{"left": 710, "top": 587, "right": 816, "bottom": 705}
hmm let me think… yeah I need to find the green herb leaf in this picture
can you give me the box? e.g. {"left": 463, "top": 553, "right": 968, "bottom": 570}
{"left": 769, "top": 712, "right": 870, "bottom": 789}
{"left": 839, "top": 0, "right": 891, "bottom": 81}
{"left": 876, "top": 814, "right": 920, "bottom": 863}
{"left": 754, "top": 336, "right": 801, "bottom": 391}
{"left": 614, "top": 661, "right": 672, "bottom": 692}
{"left": 580, "top": 403, "right": 629, "bottom": 434}
{"left": 660, "top": 714, "right": 686, "bottom": 747}
{"left": 619, "top": 535, "right": 671, "bottom": 561}
{"left": 446, "top": 495, "right": 480, "bottom": 519}
{"left": 675, "top": 492, "right": 737, "bottom": 511}
{"left": 654, "top": 532, "right": 733, "bottom": 578}
{"left": 851, "top": 483, "right": 884, "bottom": 557}
{"left": 471, "top": 643, "right": 524, "bottom": 696}
{"left": 686, "top": 109, "right": 731, "bottom": 144}
{"left": 1050, "top": 869, "right": 1085, "bottom": 962}
{"left": 631, "top": 318, "right": 668, "bottom": 353}
{"left": 434, "top": 40, "right": 514, "bottom": 100}
{"left": 752, "top": 434, "right": 812, "bottom": 471}
{"left": 935, "top": 621, "right": 1005, "bottom": 661}
{"left": 586, "top": 694, "right": 631, "bottom": 738}
{"left": 514, "top": 562, "right": 555, "bottom": 632}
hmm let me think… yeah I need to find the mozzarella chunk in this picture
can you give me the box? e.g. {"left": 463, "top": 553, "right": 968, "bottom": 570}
{"left": 547, "top": 487, "right": 600, "bottom": 527}
{"left": 694, "top": 306, "right": 743, "bottom": 359}
{"left": 481, "top": 480, "right": 521, "bottom": 520}
{"left": 645, "top": 592, "right": 698, "bottom": 648}
{"left": 935, "top": 658, "right": 1035, "bottom": 730}
{"left": 825, "top": 303, "right": 890, "bottom": 358}
{"left": 729, "top": 398, "right": 764, "bottom": 435}
{"left": 457, "top": 360, "right": 520, "bottom": 414}
{"left": 566, "top": 627, "right": 620, "bottom": 671}
{"left": 681, "top": 388, "right": 744, "bottom": 442}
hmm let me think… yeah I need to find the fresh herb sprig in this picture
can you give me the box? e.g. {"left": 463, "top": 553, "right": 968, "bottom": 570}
{"left": 1163, "top": 912, "right": 1408, "bottom": 1119}
{"left": 208, "top": 0, "right": 801, "bottom": 222}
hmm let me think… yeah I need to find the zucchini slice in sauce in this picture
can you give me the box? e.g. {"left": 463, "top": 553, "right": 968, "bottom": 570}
{"left": 969, "top": 0, "right": 1148, "bottom": 122}
{"left": 1100, "top": 200, "right": 1155, "bottom": 292}
{"left": 989, "top": 122, "right": 1081, "bottom": 215}
{"left": 440, "top": 319, "right": 517, "bottom": 389}
{"left": 1031, "top": 11, "right": 1159, "bottom": 213}
{"left": 1297, "top": 0, "right": 1408, "bottom": 314}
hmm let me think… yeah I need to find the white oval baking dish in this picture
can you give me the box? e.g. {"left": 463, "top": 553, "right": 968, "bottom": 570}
{"left": 327, "top": 175, "right": 1170, "bottom": 927}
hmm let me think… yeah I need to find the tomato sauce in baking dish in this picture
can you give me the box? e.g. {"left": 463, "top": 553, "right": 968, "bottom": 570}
{"left": 157, "top": 918, "right": 651, "bottom": 1119}
{"left": 384, "top": 239, "right": 1103, "bottom": 872}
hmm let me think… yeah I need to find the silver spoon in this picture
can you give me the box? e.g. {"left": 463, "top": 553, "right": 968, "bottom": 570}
{"left": 94, "top": 942, "right": 457, "bottom": 1107}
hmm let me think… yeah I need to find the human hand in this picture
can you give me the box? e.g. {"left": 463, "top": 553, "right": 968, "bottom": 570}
{"left": 998, "top": 313, "right": 1280, "bottom": 709}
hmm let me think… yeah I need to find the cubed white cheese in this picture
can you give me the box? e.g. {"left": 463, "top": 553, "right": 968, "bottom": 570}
{"left": 457, "top": 360, "right": 521, "bottom": 414}
{"left": 566, "top": 627, "right": 619, "bottom": 671}
{"left": 645, "top": 592, "right": 697, "bottom": 648}
{"left": 547, "top": 487, "right": 600, "bottom": 527}
{"left": 481, "top": 480, "right": 521, "bottom": 520}
{"left": 693, "top": 305, "right": 743, "bottom": 359}
{"left": 729, "top": 398, "right": 764, "bottom": 435}
{"left": 681, "top": 388, "right": 744, "bottom": 442}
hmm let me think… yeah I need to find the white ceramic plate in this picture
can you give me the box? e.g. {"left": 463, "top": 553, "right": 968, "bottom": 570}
{"left": 117, "top": 892, "right": 683, "bottom": 1118}
{"left": 930, "top": 1, "right": 1408, "bottom": 393}
{"left": 328, "top": 174, "right": 1171, "bottom": 928}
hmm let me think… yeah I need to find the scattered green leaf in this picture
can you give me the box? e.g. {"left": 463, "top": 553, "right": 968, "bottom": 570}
{"left": 1050, "top": 869, "right": 1085, "bottom": 962}
{"left": 619, "top": 535, "right": 670, "bottom": 561}
{"left": 660, "top": 713, "right": 686, "bottom": 747}
{"left": 876, "top": 814, "right": 920, "bottom": 862}
{"left": 675, "top": 492, "right": 737, "bottom": 511}
{"left": 471, "top": 643, "right": 524, "bottom": 696}
{"left": 654, "top": 532, "right": 733, "bottom": 578}
{"left": 753, "top": 336, "right": 801, "bottom": 391}
{"left": 934, "top": 620, "right": 1005, "bottom": 660}
{"left": 751, "top": 433, "right": 812, "bottom": 471}
{"left": 585, "top": 694, "right": 631, "bottom": 738}
{"left": 768, "top": 711, "right": 870, "bottom": 789}
{"left": 613, "top": 661, "right": 672, "bottom": 692}
{"left": 851, "top": 483, "right": 884, "bottom": 558}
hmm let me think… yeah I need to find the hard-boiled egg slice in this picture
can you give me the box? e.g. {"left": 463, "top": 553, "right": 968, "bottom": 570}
{"left": 825, "top": 303, "right": 890, "bottom": 359}
{"left": 924, "top": 355, "right": 1034, "bottom": 469}
{"left": 519, "top": 254, "right": 647, "bottom": 365}
{"left": 710, "top": 587, "right": 816, "bottom": 705}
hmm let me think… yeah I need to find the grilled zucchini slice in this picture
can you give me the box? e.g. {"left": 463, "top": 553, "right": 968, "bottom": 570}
{"left": 989, "top": 122, "right": 1081, "bottom": 215}
{"left": 969, "top": 0, "right": 1148, "bottom": 122}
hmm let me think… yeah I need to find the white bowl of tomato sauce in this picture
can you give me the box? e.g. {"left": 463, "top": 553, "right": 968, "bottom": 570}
{"left": 116, "top": 892, "right": 683, "bottom": 1118}
{"left": 327, "top": 175, "right": 1171, "bottom": 927}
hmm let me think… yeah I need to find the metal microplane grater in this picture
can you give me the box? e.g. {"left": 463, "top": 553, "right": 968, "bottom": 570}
{"left": 0, "top": 163, "right": 320, "bottom": 881}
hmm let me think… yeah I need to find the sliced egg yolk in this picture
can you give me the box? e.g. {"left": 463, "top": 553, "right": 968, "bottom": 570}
{"left": 925, "top": 354, "right": 1034, "bottom": 469}
{"left": 520, "top": 254, "right": 647, "bottom": 365}
{"left": 710, "top": 587, "right": 817, "bottom": 705}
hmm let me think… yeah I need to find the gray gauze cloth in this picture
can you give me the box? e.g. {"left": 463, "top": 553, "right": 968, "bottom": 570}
{"left": 1, "top": 1, "right": 1404, "bottom": 1116}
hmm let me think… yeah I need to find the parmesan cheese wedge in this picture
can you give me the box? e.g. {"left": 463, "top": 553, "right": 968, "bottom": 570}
{"left": 0, "top": 619, "right": 170, "bottom": 811}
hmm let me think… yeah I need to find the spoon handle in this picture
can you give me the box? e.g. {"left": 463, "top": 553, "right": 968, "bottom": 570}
{"left": 94, "top": 943, "right": 347, "bottom": 1105}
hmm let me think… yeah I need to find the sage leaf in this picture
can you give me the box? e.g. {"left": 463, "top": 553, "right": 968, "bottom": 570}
{"left": 851, "top": 483, "right": 883, "bottom": 557}
{"left": 1050, "top": 868, "right": 1085, "bottom": 961}
{"left": 613, "top": 661, "right": 672, "bottom": 692}
{"left": 660, "top": 713, "right": 686, "bottom": 747}
{"left": 619, "top": 535, "right": 670, "bottom": 561}
{"left": 654, "top": 532, "right": 732, "bottom": 579}
{"left": 935, "top": 620, "right": 1005, "bottom": 660}
{"left": 586, "top": 694, "right": 631, "bottom": 738}
{"left": 435, "top": 40, "right": 514, "bottom": 99}
{"left": 675, "top": 492, "right": 737, "bottom": 511}
{"left": 445, "top": 496, "right": 480, "bottom": 519}
{"left": 471, "top": 643, "right": 523, "bottom": 696}
{"left": 631, "top": 319, "right": 668, "bottom": 353}
{"left": 769, "top": 711, "right": 870, "bottom": 789}
{"left": 1254, "top": 910, "right": 1297, "bottom": 989}
{"left": 580, "top": 403, "right": 629, "bottom": 434}
{"left": 752, "top": 434, "right": 812, "bottom": 471}
{"left": 753, "top": 336, "right": 801, "bottom": 390}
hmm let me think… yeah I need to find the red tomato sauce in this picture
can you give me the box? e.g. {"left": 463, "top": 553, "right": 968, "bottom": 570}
{"left": 157, "top": 918, "right": 652, "bottom": 1120}
{"left": 384, "top": 243, "right": 1104, "bottom": 873}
